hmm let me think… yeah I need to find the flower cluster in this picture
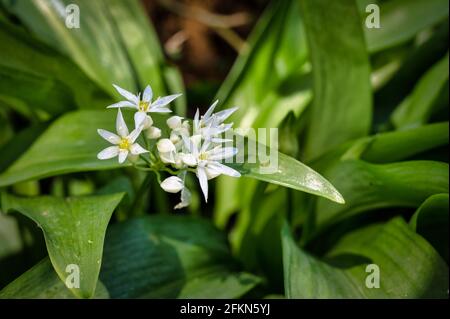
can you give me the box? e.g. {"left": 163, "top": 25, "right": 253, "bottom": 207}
{"left": 97, "top": 84, "right": 241, "bottom": 209}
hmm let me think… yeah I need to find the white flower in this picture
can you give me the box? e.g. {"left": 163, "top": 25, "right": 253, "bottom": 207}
{"left": 182, "top": 136, "right": 240, "bottom": 202}
{"left": 107, "top": 84, "right": 182, "bottom": 129}
{"left": 160, "top": 176, "right": 184, "bottom": 193}
{"left": 193, "top": 100, "right": 237, "bottom": 140}
{"left": 97, "top": 109, "right": 148, "bottom": 164}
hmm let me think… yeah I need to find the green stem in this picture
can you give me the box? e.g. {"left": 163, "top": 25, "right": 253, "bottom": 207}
{"left": 129, "top": 173, "right": 153, "bottom": 216}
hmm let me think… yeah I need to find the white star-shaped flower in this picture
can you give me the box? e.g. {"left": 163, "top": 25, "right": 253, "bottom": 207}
{"left": 97, "top": 109, "right": 148, "bottom": 164}
{"left": 193, "top": 100, "right": 237, "bottom": 141}
{"left": 107, "top": 84, "right": 182, "bottom": 129}
{"left": 182, "top": 136, "right": 240, "bottom": 202}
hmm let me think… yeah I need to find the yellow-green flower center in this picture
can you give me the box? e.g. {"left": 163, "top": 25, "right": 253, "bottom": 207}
{"left": 119, "top": 138, "right": 130, "bottom": 150}
{"left": 138, "top": 101, "right": 150, "bottom": 112}
{"left": 199, "top": 152, "right": 208, "bottom": 161}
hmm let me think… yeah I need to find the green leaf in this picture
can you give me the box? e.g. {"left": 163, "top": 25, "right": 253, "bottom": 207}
{"left": 282, "top": 218, "right": 449, "bottom": 298}
{"left": 100, "top": 216, "right": 261, "bottom": 298}
{"left": 228, "top": 139, "right": 344, "bottom": 204}
{"left": 363, "top": 0, "right": 449, "bottom": 53}
{"left": 0, "top": 19, "right": 110, "bottom": 115}
{"left": 0, "top": 110, "right": 130, "bottom": 187}
{"left": 410, "top": 194, "right": 449, "bottom": 263}
{"left": 300, "top": 0, "right": 372, "bottom": 161}
{"left": 314, "top": 160, "right": 448, "bottom": 230}
{"left": 0, "top": 258, "right": 109, "bottom": 299}
{"left": 216, "top": 0, "right": 310, "bottom": 129}
{"left": 360, "top": 122, "right": 449, "bottom": 163}
{"left": 0, "top": 123, "right": 47, "bottom": 174}
{"left": 391, "top": 53, "right": 449, "bottom": 129}
{"left": 1, "top": 0, "right": 185, "bottom": 103}
{"left": 1, "top": 192, "right": 124, "bottom": 298}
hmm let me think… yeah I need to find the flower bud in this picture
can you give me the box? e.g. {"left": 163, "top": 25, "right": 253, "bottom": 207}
{"left": 145, "top": 126, "right": 161, "bottom": 139}
{"left": 167, "top": 116, "right": 183, "bottom": 129}
{"left": 160, "top": 176, "right": 184, "bottom": 193}
{"left": 157, "top": 138, "right": 176, "bottom": 153}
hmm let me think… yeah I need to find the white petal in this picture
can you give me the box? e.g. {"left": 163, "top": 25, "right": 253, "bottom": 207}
{"left": 157, "top": 138, "right": 176, "bottom": 153}
{"left": 134, "top": 111, "right": 147, "bottom": 129}
{"left": 97, "top": 129, "right": 120, "bottom": 144}
{"left": 193, "top": 108, "right": 200, "bottom": 132}
{"left": 175, "top": 185, "right": 191, "bottom": 209}
{"left": 167, "top": 116, "right": 183, "bottom": 129}
{"left": 203, "top": 100, "right": 219, "bottom": 120}
{"left": 106, "top": 100, "right": 137, "bottom": 109}
{"left": 128, "top": 128, "right": 142, "bottom": 143}
{"left": 130, "top": 143, "right": 148, "bottom": 155}
{"left": 151, "top": 94, "right": 182, "bottom": 108}
{"left": 116, "top": 109, "right": 129, "bottom": 137}
{"left": 207, "top": 147, "right": 238, "bottom": 161}
{"left": 207, "top": 162, "right": 241, "bottom": 178}
{"left": 205, "top": 166, "right": 221, "bottom": 180}
{"left": 113, "top": 84, "right": 138, "bottom": 103}
{"left": 149, "top": 106, "right": 172, "bottom": 113}
{"left": 142, "top": 85, "right": 153, "bottom": 102}
{"left": 213, "top": 107, "right": 238, "bottom": 124}
{"left": 197, "top": 166, "right": 209, "bottom": 202}
{"left": 160, "top": 176, "right": 184, "bottom": 193}
{"left": 97, "top": 146, "right": 119, "bottom": 160}
{"left": 118, "top": 149, "right": 129, "bottom": 164}
{"left": 211, "top": 137, "right": 233, "bottom": 143}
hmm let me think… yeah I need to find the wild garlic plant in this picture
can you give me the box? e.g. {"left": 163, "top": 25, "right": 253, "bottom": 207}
{"left": 97, "top": 84, "right": 241, "bottom": 209}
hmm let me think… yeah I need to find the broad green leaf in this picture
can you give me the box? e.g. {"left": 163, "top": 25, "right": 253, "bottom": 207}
{"left": 410, "top": 194, "right": 449, "bottom": 263}
{"left": 300, "top": 0, "right": 372, "bottom": 161}
{"left": 360, "top": 122, "right": 449, "bottom": 163}
{"left": 1, "top": 0, "right": 186, "bottom": 106}
{"left": 0, "top": 110, "right": 133, "bottom": 187}
{"left": 391, "top": 53, "right": 449, "bottom": 129}
{"left": 0, "top": 110, "right": 344, "bottom": 204}
{"left": 100, "top": 216, "right": 261, "bottom": 298}
{"left": 363, "top": 0, "right": 449, "bottom": 53}
{"left": 0, "top": 258, "right": 109, "bottom": 299}
{"left": 0, "top": 123, "right": 47, "bottom": 174}
{"left": 216, "top": 0, "right": 310, "bottom": 129}
{"left": 283, "top": 218, "right": 449, "bottom": 298}
{"left": 228, "top": 140, "right": 344, "bottom": 204}
{"left": 0, "top": 19, "right": 110, "bottom": 115}
{"left": 313, "top": 160, "right": 448, "bottom": 230}
{"left": 0, "top": 0, "right": 134, "bottom": 94}
{"left": 1, "top": 192, "right": 124, "bottom": 298}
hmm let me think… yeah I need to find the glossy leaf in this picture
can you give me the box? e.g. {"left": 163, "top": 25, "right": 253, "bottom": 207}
{"left": 363, "top": 0, "right": 449, "bottom": 53}
{"left": 313, "top": 160, "right": 448, "bottom": 229}
{"left": 410, "top": 193, "right": 449, "bottom": 263}
{"left": 0, "top": 19, "right": 110, "bottom": 115}
{"left": 100, "top": 216, "right": 261, "bottom": 298}
{"left": 1, "top": 0, "right": 185, "bottom": 106}
{"left": 1, "top": 192, "right": 124, "bottom": 298}
{"left": 0, "top": 258, "right": 109, "bottom": 299}
{"left": 391, "top": 53, "right": 449, "bottom": 129}
{"left": 360, "top": 122, "right": 449, "bottom": 163}
{"left": 215, "top": 0, "right": 310, "bottom": 129}
{"left": 300, "top": 0, "right": 372, "bottom": 161}
{"left": 283, "top": 218, "right": 449, "bottom": 298}
{"left": 0, "top": 110, "right": 132, "bottom": 187}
